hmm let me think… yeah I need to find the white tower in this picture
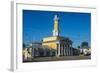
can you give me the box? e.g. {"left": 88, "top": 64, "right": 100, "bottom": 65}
{"left": 53, "top": 15, "right": 59, "bottom": 36}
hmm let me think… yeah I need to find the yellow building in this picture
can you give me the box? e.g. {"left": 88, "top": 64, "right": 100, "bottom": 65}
{"left": 23, "top": 15, "right": 73, "bottom": 62}
{"left": 42, "top": 36, "right": 58, "bottom": 49}
{"left": 42, "top": 15, "right": 73, "bottom": 56}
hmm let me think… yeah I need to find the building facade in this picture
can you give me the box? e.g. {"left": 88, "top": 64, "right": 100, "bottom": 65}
{"left": 42, "top": 15, "right": 73, "bottom": 56}
{"left": 42, "top": 36, "right": 73, "bottom": 56}
{"left": 23, "top": 15, "right": 73, "bottom": 61}
{"left": 23, "top": 43, "right": 56, "bottom": 61}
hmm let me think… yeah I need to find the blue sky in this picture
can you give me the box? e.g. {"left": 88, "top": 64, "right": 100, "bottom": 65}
{"left": 23, "top": 10, "right": 91, "bottom": 48}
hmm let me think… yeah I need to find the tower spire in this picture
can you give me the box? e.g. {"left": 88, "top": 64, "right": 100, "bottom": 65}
{"left": 53, "top": 15, "right": 59, "bottom": 36}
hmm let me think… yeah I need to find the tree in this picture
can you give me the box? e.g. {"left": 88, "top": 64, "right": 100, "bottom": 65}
{"left": 81, "top": 41, "right": 88, "bottom": 49}
{"left": 23, "top": 43, "right": 26, "bottom": 49}
{"left": 77, "top": 46, "right": 80, "bottom": 49}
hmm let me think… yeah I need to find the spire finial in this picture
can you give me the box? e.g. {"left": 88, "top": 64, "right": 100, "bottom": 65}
{"left": 54, "top": 15, "right": 59, "bottom": 21}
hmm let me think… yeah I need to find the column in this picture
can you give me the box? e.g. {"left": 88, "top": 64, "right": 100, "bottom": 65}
{"left": 62, "top": 45, "right": 64, "bottom": 56}
{"left": 71, "top": 45, "right": 73, "bottom": 56}
{"left": 63, "top": 45, "right": 64, "bottom": 56}
{"left": 32, "top": 48, "right": 34, "bottom": 58}
{"left": 68, "top": 45, "right": 70, "bottom": 56}
{"left": 65, "top": 45, "right": 67, "bottom": 56}
{"left": 59, "top": 44, "right": 61, "bottom": 56}
{"left": 68, "top": 45, "right": 69, "bottom": 56}
{"left": 66, "top": 45, "right": 68, "bottom": 56}
{"left": 64, "top": 45, "right": 66, "bottom": 56}
{"left": 56, "top": 44, "right": 58, "bottom": 56}
{"left": 57, "top": 43, "right": 60, "bottom": 56}
{"left": 60, "top": 44, "right": 62, "bottom": 56}
{"left": 67, "top": 45, "right": 69, "bottom": 56}
{"left": 61, "top": 44, "right": 64, "bottom": 56}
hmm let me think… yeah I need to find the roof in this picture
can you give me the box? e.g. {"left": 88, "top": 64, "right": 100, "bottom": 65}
{"left": 42, "top": 36, "right": 72, "bottom": 43}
